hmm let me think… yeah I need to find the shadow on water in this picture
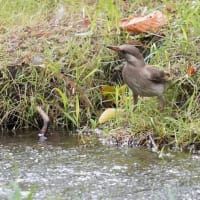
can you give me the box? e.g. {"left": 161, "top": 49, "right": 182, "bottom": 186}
{"left": 0, "top": 129, "right": 79, "bottom": 147}
{"left": 0, "top": 129, "right": 200, "bottom": 200}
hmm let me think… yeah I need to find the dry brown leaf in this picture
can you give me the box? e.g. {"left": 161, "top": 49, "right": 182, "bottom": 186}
{"left": 77, "top": 17, "right": 91, "bottom": 33}
{"left": 187, "top": 66, "right": 197, "bottom": 76}
{"left": 120, "top": 10, "right": 167, "bottom": 34}
{"left": 61, "top": 75, "right": 77, "bottom": 96}
{"left": 82, "top": 17, "right": 91, "bottom": 29}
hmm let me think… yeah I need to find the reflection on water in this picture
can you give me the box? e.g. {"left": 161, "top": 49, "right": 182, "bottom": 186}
{"left": 0, "top": 130, "right": 200, "bottom": 200}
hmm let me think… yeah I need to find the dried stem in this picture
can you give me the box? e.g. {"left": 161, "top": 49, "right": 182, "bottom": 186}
{"left": 36, "top": 106, "right": 50, "bottom": 136}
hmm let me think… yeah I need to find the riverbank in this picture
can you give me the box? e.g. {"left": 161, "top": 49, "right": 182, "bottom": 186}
{"left": 0, "top": 0, "right": 200, "bottom": 151}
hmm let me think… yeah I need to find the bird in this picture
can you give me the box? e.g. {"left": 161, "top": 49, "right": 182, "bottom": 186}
{"left": 106, "top": 44, "right": 170, "bottom": 111}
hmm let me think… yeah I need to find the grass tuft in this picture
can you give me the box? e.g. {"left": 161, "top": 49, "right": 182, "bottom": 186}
{"left": 0, "top": 0, "right": 200, "bottom": 151}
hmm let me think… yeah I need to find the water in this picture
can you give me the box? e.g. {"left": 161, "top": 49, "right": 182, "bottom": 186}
{"left": 0, "top": 130, "right": 200, "bottom": 200}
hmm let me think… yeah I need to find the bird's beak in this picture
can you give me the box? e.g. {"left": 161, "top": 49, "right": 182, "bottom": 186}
{"left": 106, "top": 45, "right": 120, "bottom": 52}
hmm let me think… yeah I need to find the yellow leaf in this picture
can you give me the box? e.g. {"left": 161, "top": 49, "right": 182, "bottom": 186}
{"left": 100, "top": 84, "right": 127, "bottom": 103}
{"left": 98, "top": 108, "right": 124, "bottom": 124}
{"left": 118, "top": 84, "right": 128, "bottom": 94}
{"left": 100, "top": 85, "right": 116, "bottom": 97}
{"left": 101, "top": 85, "right": 127, "bottom": 96}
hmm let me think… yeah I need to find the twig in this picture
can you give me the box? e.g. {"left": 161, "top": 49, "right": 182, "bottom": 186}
{"left": 148, "top": 134, "right": 158, "bottom": 153}
{"left": 36, "top": 106, "right": 49, "bottom": 139}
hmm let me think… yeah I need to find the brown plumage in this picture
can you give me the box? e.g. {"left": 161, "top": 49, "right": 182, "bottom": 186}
{"left": 106, "top": 45, "right": 170, "bottom": 111}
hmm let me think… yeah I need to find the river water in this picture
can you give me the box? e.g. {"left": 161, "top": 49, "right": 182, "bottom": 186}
{"left": 0, "top": 130, "right": 200, "bottom": 200}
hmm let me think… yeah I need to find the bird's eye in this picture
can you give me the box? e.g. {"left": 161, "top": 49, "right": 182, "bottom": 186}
{"left": 121, "top": 50, "right": 126, "bottom": 54}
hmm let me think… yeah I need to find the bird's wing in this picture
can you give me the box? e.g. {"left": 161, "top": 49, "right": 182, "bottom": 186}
{"left": 146, "top": 66, "right": 170, "bottom": 84}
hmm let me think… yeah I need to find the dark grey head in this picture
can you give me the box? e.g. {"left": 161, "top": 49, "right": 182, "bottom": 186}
{"left": 106, "top": 44, "right": 145, "bottom": 67}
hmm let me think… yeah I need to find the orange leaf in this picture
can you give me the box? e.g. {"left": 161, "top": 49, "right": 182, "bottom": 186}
{"left": 120, "top": 10, "right": 167, "bottom": 34}
{"left": 187, "top": 66, "right": 197, "bottom": 76}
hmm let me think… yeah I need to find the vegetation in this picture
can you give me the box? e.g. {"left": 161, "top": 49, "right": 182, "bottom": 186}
{"left": 0, "top": 0, "right": 200, "bottom": 151}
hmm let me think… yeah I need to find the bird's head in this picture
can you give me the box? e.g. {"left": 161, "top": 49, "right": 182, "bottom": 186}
{"left": 106, "top": 45, "right": 145, "bottom": 67}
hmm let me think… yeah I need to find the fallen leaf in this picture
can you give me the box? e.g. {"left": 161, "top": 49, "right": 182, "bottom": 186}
{"left": 82, "top": 17, "right": 91, "bottom": 29}
{"left": 120, "top": 10, "right": 167, "bottom": 34}
{"left": 100, "top": 85, "right": 127, "bottom": 98}
{"left": 187, "top": 66, "right": 197, "bottom": 76}
{"left": 100, "top": 85, "right": 127, "bottom": 107}
{"left": 76, "top": 7, "right": 91, "bottom": 34}
{"left": 100, "top": 85, "right": 116, "bottom": 96}
{"left": 98, "top": 108, "right": 124, "bottom": 124}
{"left": 61, "top": 74, "right": 77, "bottom": 96}
{"left": 82, "top": 7, "right": 91, "bottom": 30}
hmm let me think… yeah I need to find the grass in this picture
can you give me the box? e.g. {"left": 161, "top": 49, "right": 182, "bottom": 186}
{"left": 0, "top": 0, "right": 200, "bottom": 151}
{"left": 7, "top": 180, "right": 34, "bottom": 200}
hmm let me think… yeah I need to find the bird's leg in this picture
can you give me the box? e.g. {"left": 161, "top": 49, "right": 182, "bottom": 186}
{"left": 133, "top": 94, "right": 138, "bottom": 111}
{"left": 157, "top": 95, "right": 164, "bottom": 112}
